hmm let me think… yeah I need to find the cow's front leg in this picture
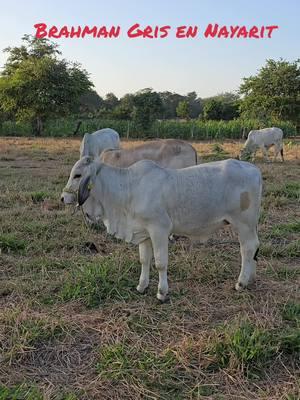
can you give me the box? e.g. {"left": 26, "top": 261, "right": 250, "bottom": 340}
{"left": 137, "top": 239, "right": 153, "bottom": 293}
{"left": 235, "top": 224, "right": 259, "bottom": 290}
{"left": 150, "top": 230, "right": 169, "bottom": 302}
{"left": 261, "top": 146, "right": 270, "bottom": 162}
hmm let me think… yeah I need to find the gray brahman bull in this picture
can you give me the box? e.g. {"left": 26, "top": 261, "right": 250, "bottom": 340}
{"left": 100, "top": 139, "right": 198, "bottom": 168}
{"left": 240, "top": 127, "right": 284, "bottom": 162}
{"left": 61, "top": 157, "right": 262, "bottom": 302}
{"left": 80, "top": 128, "right": 120, "bottom": 158}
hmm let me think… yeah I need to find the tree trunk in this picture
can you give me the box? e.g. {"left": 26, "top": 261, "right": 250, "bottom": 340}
{"left": 73, "top": 121, "right": 82, "bottom": 136}
{"left": 36, "top": 117, "right": 43, "bottom": 136}
{"left": 32, "top": 117, "right": 43, "bottom": 136}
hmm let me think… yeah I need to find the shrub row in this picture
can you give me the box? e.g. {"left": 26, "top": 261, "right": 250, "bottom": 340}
{"left": 0, "top": 118, "right": 297, "bottom": 139}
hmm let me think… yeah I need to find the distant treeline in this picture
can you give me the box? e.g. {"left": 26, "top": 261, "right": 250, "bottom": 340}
{"left": 0, "top": 35, "right": 299, "bottom": 136}
{"left": 0, "top": 118, "right": 296, "bottom": 139}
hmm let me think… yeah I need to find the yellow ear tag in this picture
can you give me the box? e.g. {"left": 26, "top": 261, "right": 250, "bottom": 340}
{"left": 87, "top": 182, "right": 93, "bottom": 190}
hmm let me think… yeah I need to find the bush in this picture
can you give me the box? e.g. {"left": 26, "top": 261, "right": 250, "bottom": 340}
{"left": 0, "top": 117, "right": 297, "bottom": 139}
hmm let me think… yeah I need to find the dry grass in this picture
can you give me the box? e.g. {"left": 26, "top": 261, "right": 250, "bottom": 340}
{"left": 0, "top": 136, "right": 299, "bottom": 399}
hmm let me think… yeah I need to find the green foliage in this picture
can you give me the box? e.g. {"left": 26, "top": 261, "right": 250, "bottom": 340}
{"left": 203, "top": 99, "right": 223, "bottom": 120}
{"left": 0, "top": 35, "right": 93, "bottom": 135}
{"left": 279, "top": 328, "right": 300, "bottom": 354}
{"left": 206, "top": 322, "right": 277, "bottom": 374}
{"left": 267, "top": 182, "right": 300, "bottom": 200}
{"left": 203, "top": 93, "right": 240, "bottom": 120}
{"left": 260, "top": 240, "right": 300, "bottom": 258}
{"left": 0, "top": 384, "right": 80, "bottom": 400}
{"left": 282, "top": 302, "right": 300, "bottom": 324}
{"left": 132, "top": 88, "right": 163, "bottom": 131}
{"left": 1, "top": 310, "right": 66, "bottom": 362}
{"left": 176, "top": 100, "right": 190, "bottom": 119}
{"left": 30, "top": 191, "right": 49, "bottom": 203}
{"left": 267, "top": 266, "right": 300, "bottom": 281}
{"left": 270, "top": 222, "right": 300, "bottom": 237}
{"left": 240, "top": 59, "right": 300, "bottom": 122}
{"left": 96, "top": 343, "right": 177, "bottom": 385}
{"left": 59, "top": 258, "right": 137, "bottom": 307}
{"left": 0, "top": 114, "right": 297, "bottom": 139}
{"left": 0, "top": 384, "right": 43, "bottom": 400}
{"left": 0, "top": 234, "right": 26, "bottom": 253}
{"left": 78, "top": 89, "right": 103, "bottom": 114}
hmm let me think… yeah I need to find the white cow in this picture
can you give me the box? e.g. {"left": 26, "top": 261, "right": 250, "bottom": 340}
{"left": 240, "top": 127, "right": 284, "bottom": 162}
{"left": 61, "top": 158, "right": 262, "bottom": 302}
{"left": 80, "top": 128, "right": 120, "bottom": 159}
{"left": 100, "top": 139, "right": 198, "bottom": 168}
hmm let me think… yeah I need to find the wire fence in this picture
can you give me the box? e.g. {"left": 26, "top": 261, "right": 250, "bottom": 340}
{"left": 0, "top": 118, "right": 297, "bottom": 139}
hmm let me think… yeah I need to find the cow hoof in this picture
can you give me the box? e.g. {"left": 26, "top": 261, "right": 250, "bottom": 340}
{"left": 235, "top": 282, "right": 245, "bottom": 291}
{"left": 136, "top": 284, "right": 148, "bottom": 294}
{"left": 157, "top": 293, "right": 169, "bottom": 303}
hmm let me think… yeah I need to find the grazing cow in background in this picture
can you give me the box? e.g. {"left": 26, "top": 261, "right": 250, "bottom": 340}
{"left": 240, "top": 127, "right": 284, "bottom": 162}
{"left": 80, "top": 128, "right": 120, "bottom": 159}
{"left": 100, "top": 139, "right": 198, "bottom": 168}
{"left": 61, "top": 157, "right": 262, "bottom": 302}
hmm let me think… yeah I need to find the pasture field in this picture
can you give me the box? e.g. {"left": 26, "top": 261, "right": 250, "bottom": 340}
{"left": 0, "top": 137, "right": 299, "bottom": 400}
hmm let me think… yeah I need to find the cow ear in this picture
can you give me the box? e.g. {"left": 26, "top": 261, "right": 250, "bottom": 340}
{"left": 78, "top": 174, "right": 91, "bottom": 206}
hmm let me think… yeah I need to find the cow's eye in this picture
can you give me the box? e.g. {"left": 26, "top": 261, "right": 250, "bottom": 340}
{"left": 74, "top": 174, "right": 82, "bottom": 179}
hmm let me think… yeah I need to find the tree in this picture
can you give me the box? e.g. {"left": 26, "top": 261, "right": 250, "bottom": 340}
{"left": 0, "top": 35, "right": 93, "bottom": 135}
{"left": 239, "top": 59, "right": 300, "bottom": 122}
{"left": 202, "top": 92, "right": 240, "bottom": 120}
{"left": 112, "top": 93, "right": 134, "bottom": 120}
{"left": 203, "top": 99, "right": 223, "bottom": 120}
{"left": 103, "top": 93, "right": 119, "bottom": 110}
{"left": 186, "top": 91, "right": 202, "bottom": 118}
{"left": 159, "top": 91, "right": 185, "bottom": 119}
{"left": 176, "top": 100, "right": 190, "bottom": 119}
{"left": 78, "top": 90, "right": 103, "bottom": 114}
{"left": 132, "top": 89, "right": 163, "bottom": 131}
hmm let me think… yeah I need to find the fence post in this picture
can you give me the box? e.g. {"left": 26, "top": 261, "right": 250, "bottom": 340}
{"left": 127, "top": 121, "right": 130, "bottom": 139}
{"left": 190, "top": 124, "right": 194, "bottom": 140}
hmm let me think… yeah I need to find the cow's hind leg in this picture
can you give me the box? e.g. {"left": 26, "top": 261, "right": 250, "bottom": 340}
{"left": 137, "top": 239, "right": 153, "bottom": 293}
{"left": 235, "top": 223, "right": 259, "bottom": 291}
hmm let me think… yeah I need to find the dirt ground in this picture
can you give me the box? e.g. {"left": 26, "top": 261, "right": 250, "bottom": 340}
{"left": 0, "top": 136, "right": 299, "bottom": 399}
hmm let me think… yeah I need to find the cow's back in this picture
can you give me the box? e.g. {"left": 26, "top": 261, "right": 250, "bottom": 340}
{"left": 100, "top": 139, "right": 198, "bottom": 168}
{"left": 249, "top": 127, "right": 283, "bottom": 146}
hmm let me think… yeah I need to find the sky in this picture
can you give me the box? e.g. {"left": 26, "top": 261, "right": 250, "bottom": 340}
{"left": 0, "top": 0, "right": 299, "bottom": 99}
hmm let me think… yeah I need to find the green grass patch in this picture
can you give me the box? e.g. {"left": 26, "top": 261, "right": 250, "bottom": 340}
{"left": 19, "top": 257, "right": 76, "bottom": 274}
{"left": 0, "top": 383, "right": 81, "bottom": 400}
{"left": 0, "top": 234, "right": 26, "bottom": 253}
{"left": 30, "top": 191, "right": 50, "bottom": 203}
{"left": 260, "top": 240, "right": 300, "bottom": 258}
{"left": 282, "top": 302, "right": 300, "bottom": 325}
{"left": 202, "top": 143, "right": 230, "bottom": 162}
{"left": 0, "top": 309, "right": 67, "bottom": 362}
{"left": 0, "top": 383, "right": 43, "bottom": 400}
{"left": 96, "top": 343, "right": 180, "bottom": 395}
{"left": 189, "top": 384, "right": 218, "bottom": 397}
{"left": 266, "top": 266, "right": 300, "bottom": 281}
{"left": 278, "top": 328, "right": 300, "bottom": 354}
{"left": 205, "top": 322, "right": 276, "bottom": 375}
{"left": 269, "top": 222, "right": 300, "bottom": 237}
{"left": 59, "top": 258, "right": 138, "bottom": 307}
{"left": 205, "top": 320, "right": 300, "bottom": 376}
{"left": 266, "top": 182, "right": 300, "bottom": 200}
